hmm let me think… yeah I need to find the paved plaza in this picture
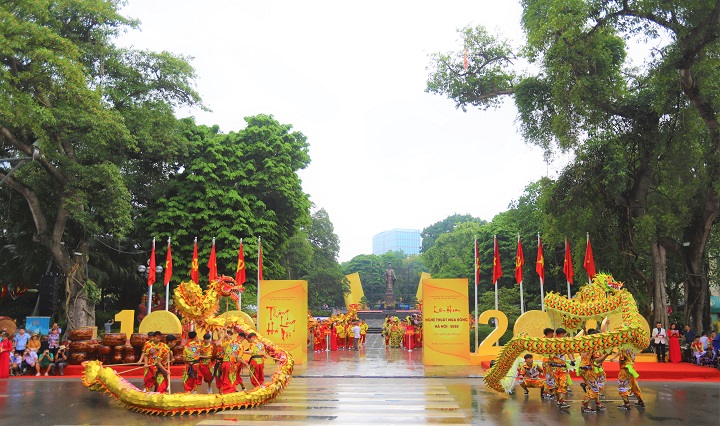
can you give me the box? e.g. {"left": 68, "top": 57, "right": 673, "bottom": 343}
{"left": 2, "top": 334, "right": 719, "bottom": 425}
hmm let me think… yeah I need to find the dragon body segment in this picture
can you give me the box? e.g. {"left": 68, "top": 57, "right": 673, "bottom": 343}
{"left": 82, "top": 275, "right": 294, "bottom": 415}
{"left": 484, "top": 274, "right": 649, "bottom": 392}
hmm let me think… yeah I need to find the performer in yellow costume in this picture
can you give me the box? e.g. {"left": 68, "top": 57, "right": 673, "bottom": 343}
{"left": 138, "top": 331, "right": 159, "bottom": 392}
{"left": 359, "top": 319, "right": 368, "bottom": 347}
{"left": 549, "top": 328, "right": 574, "bottom": 409}
{"left": 578, "top": 329, "right": 611, "bottom": 412}
{"left": 182, "top": 331, "right": 202, "bottom": 393}
{"left": 614, "top": 347, "right": 645, "bottom": 409}
{"left": 246, "top": 332, "right": 266, "bottom": 388}
{"left": 517, "top": 354, "right": 544, "bottom": 397}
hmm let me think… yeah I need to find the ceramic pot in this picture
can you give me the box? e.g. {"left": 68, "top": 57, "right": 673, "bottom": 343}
{"left": 69, "top": 328, "right": 93, "bottom": 341}
{"left": 102, "top": 333, "right": 127, "bottom": 346}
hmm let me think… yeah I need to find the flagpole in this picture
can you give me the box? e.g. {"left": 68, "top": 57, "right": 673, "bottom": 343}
{"left": 165, "top": 237, "right": 171, "bottom": 311}
{"left": 257, "top": 236, "right": 261, "bottom": 326}
{"left": 147, "top": 237, "right": 155, "bottom": 315}
{"left": 539, "top": 233, "right": 545, "bottom": 312}
{"left": 518, "top": 233, "right": 524, "bottom": 315}
{"left": 474, "top": 236, "right": 478, "bottom": 353}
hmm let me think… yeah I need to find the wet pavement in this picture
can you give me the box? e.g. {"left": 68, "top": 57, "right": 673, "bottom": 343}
{"left": 1, "top": 334, "right": 719, "bottom": 425}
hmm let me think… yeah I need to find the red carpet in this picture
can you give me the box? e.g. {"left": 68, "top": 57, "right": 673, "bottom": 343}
{"left": 479, "top": 360, "right": 720, "bottom": 382}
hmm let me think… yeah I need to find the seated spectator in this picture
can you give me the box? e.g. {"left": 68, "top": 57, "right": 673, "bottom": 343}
{"left": 49, "top": 345, "right": 68, "bottom": 376}
{"left": 47, "top": 329, "right": 60, "bottom": 357}
{"left": 699, "top": 331, "right": 709, "bottom": 350}
{"left": 711, "top": 331, "right": 720, "bottom": 355}
{"left": 699, "top": 343, "right": 717, "bottom": 367}
{"left": 26, "top": 334, "right": 41, "bottom": 353}
{"left": 21, "top": 348, "right": 40, "bottom": 375}
{"left": 691, "top": 336, "right": 705, "bottom": 364}
{"left": 9, "top": 352, "right": 22, "bottom": 376}
{"left": 38, "top": 349, "right": 53, "bottom": 376}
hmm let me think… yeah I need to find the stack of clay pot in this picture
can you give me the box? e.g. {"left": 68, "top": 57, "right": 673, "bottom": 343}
{"left": 98, "top": 333, "right": 127, "bottom": 364}
{"left": 127, "top": 333, "right": 147, "bottom": 362}
{"left": 68, "top": 327, "right": 95, "bottom": 365}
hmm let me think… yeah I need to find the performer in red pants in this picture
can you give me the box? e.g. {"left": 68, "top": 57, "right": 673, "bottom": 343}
{"left": 246, "top": 332, "right": 266, "bottom": 388}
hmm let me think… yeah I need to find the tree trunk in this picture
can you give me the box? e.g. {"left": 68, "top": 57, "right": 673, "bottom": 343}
{"left": 651, "top": 241, "right": 668, "bottom": 327}
{"left": 680, "top": 188, "right": 717, "bottom": 333}
{"left": 60, "top": 241, "right": 95, "bottom": 332}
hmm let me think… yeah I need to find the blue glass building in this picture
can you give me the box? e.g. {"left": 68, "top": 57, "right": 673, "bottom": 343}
{"left": 372, "top": 229, "right": 421, "bottom": 256}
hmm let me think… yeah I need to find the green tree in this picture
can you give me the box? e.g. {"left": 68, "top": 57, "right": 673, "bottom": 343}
{"left": 141, "top": 115, "right": 312, "bottom": 298}
{"left": 302, "top": 208, "right": 348, "bottom": 309}
{"left": 421, "top": 214, "right": 484, "bottom": 253}
{"left": 0, "top": 0, "right": 201, "bottom": 330}
{"left": 426, "top": 1, "right": 720, "bottom": 332}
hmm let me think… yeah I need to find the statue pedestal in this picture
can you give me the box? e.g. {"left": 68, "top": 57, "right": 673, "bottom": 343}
{"left": 384, "top": 292, "right": 396, "bottom": 307}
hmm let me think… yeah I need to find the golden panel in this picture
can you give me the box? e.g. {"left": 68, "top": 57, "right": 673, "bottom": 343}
{"left": 513, "top": 310, "right": 551, "bottom": 338}
{"left": 138, "top": 311, "right": 182, "bottom": 334}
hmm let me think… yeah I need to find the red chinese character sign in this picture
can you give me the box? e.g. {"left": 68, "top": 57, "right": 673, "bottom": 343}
{"left": 258, "top": 280, "right": 308, "bottom": 364}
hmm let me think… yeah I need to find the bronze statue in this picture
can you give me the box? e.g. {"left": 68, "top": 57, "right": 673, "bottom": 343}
{"left": 385, "top": 263, "right": 397, "bottom": 293}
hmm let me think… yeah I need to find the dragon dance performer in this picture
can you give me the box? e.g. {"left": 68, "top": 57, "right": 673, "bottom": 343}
{"left": 541, "top": 328, "right": 556, "bottom": 399}
{"left": 137, "top": 331, "right": 159, "bottom": 392}
{"left": 382, "top": 318, "right": 391, "bottom": 346}
{"left": 198, "top": 333, "right": 216, "bottom": 393}
{"left": 212, "top": 331, "right": 227, "bottom": 392}
{"left": 359, "top": 319, "right": 368, "bottom": 346}
{"left": 389, "top": 318, "right": 403, "bottom": 347}
{"left": 336, "top": 321, "right": 346, "bottom": 350}
{"left": 182, "top": 331, "right": 201, "bottom": 393}
{"left": 345, "top": 322, "right": 355, "bottom": 351}
{"left": 579, "top": 329, "right": 610, "bottom": 412}
{"left": 550, "top": 328, "right": 575, "bottom": 409}
{"left": 517, "top": 354, "right": 545, "bottom": 397}
{"left": 154, "top": 334, "right": 177, "bottom": 394}
{"left": 246, "top": 332, "right": 266, "bottom": 388}
{"left": 217, "top": 329, "right": 248, "bottom": 394}
{"left": 313, "top": 322, "right": 326, "bottom": 352}
{"left": 612, "top": 347, "right": 645, "bottom": 409}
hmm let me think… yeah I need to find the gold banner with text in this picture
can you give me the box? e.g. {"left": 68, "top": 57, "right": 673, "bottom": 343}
{"left": 259, "top": 280, "right": 308, "bottom": 364}
{"left": 422, "top": 278, "right": 470, "bottom": 365}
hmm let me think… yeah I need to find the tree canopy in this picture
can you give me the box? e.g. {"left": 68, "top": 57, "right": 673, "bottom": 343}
{"left": 426, "top": 0, "right": 720, "bottom": 331}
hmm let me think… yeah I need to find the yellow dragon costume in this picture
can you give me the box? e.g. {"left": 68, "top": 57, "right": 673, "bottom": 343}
{"left": 82, "top": 275, "right": 293, "bottom": 415}
{"left": 484, "top": 273, "right": 649, "bottom": 393}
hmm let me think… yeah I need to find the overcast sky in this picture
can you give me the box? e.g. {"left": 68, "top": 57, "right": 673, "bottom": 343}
{"left": 117, "top": 1, "right": 569, "bottom": 261}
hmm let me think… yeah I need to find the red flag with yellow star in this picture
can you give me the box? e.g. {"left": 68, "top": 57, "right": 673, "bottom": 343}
{"left": 492, "top": 235, "right": 502, "bottom": 285}
{"left": 148, "top": 238, "right": 156, "bottom": 286}
{"left": 584, "top": 235, "right": 597, "bottom": 280}
{"left": 190, "top": 238, "right": 199, "bottom": 284}
{"left": 536, "top": 236, "right": 545, "bottom": 283}
{"left": 208, "top": 238, "right": 218, "bottom": 283}
{"left": 515, "top": 237, "right": 524, "bottom": 284}
{"left": 163, "top": 239, "right": 172, "bottom": 286}
{"left": 563, "top": 238, "right": 574, "bottom": 285}
{"left": 236, "top": 240, "right": 246, "bottom": 287}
